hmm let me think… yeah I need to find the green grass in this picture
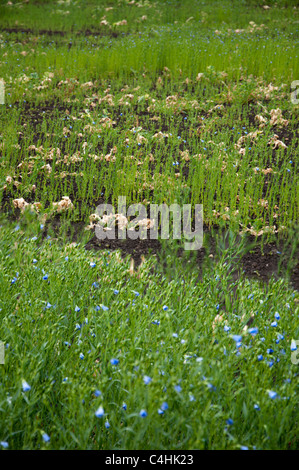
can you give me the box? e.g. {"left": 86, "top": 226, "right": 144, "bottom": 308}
{"left": 1, "top": 73, "right": 298, "bottom": 240}
{"left": 0, "top": 0, "right": 298, "bottom": 450}
{"left": 0, "top": 217, "right": 298, "bottom": 450}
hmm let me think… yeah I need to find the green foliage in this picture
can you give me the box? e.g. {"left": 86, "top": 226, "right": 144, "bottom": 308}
{"left": 0, "top": 218, "right": 298, "bottom": 450}
{"left": 0, "top": 0, "right": 298, "bottom": 450}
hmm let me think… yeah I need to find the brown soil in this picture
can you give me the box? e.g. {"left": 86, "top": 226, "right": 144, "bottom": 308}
{"left": 84, "top": 225, "right": 299, "bottom": 291}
